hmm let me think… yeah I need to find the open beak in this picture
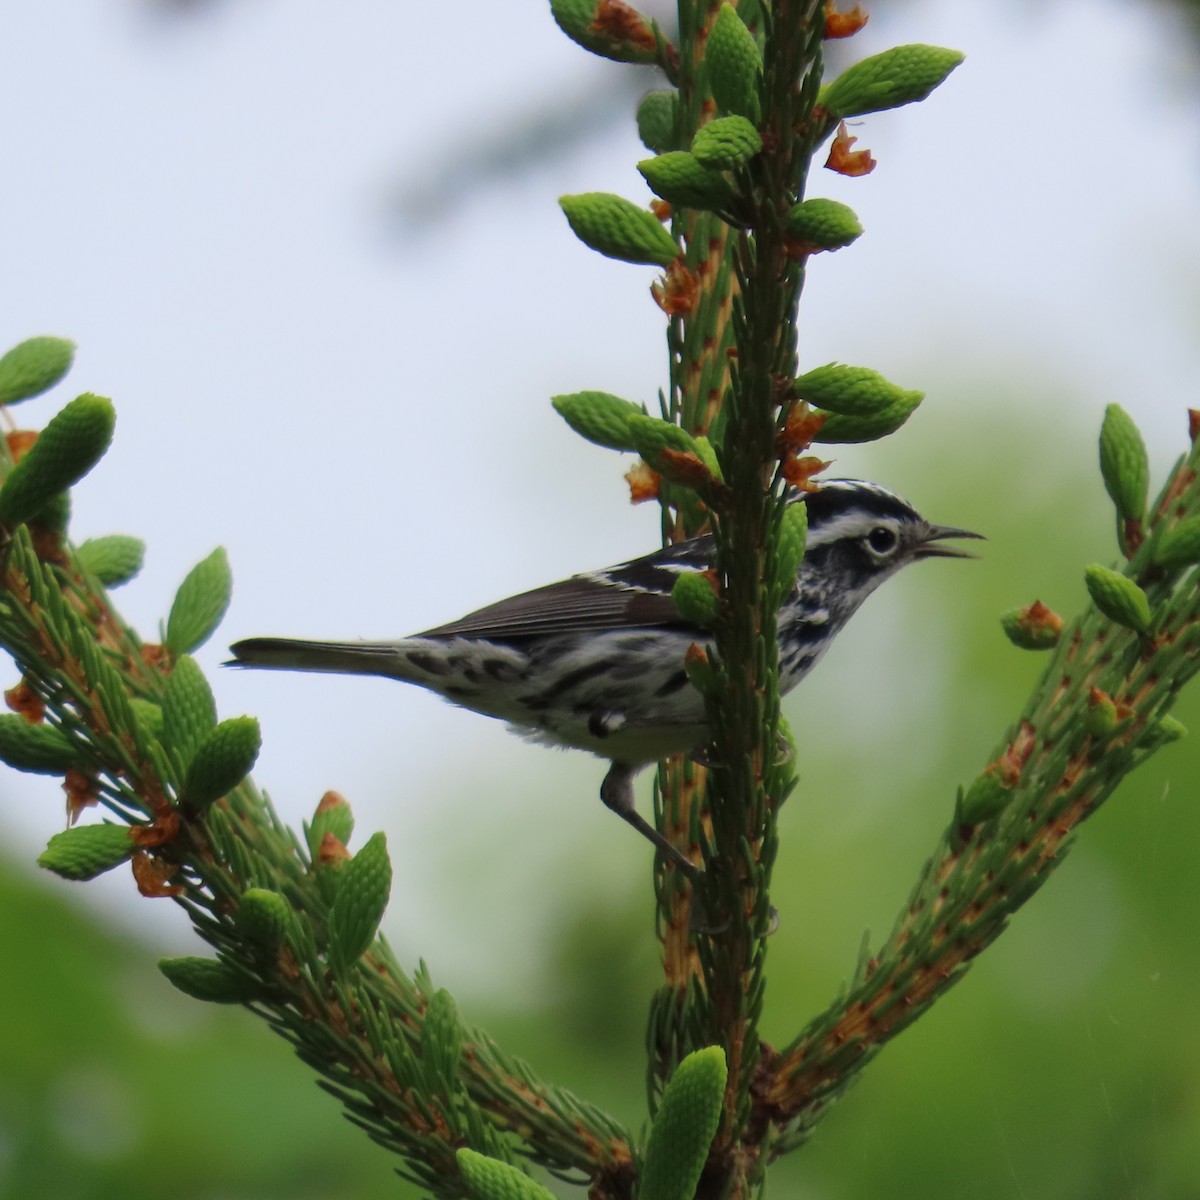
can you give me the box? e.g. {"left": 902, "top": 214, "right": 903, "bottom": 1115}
{"left": 916, "top": 523, "right": 986, "bottom": 559}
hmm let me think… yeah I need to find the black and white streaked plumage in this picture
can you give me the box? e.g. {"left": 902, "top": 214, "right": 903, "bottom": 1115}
{"left": 229, "top": 480, "right": 979, "bottom": 874}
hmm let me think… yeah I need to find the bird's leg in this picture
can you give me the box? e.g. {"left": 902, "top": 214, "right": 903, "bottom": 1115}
{"left": 600, "top": 762, "right": 702, "bottom": 881}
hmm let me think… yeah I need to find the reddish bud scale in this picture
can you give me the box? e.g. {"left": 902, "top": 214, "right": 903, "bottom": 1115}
{"left": 825, "top": 122, "right": 875, "bottom": 175}
{"left": 824, "top": 1, "right": 868, "bottom": 38}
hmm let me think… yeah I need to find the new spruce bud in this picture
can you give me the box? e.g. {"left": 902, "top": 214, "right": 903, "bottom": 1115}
{"left": 792, "top": 363, "right": 912, "bottom": 416}
{"left": 162, "top": 654, "right": 218, "bottom": 766}
{"left": 306, "top": 791, "right": 355, "bottom": 860}
{"left": 180, "top": 716, "right": 261, "bottom": 810}
{"left": 671, "top": 571, "right": 719, "bottom": 627}
{"left": 38, "top": 822, "right": 133, "bottom": 881}
{"left": 784, "top": 198, "right": 863, "bottom": 251}
{"left": 165, "top": 547, "right": 233, "bottom": 657}
{"left": 683, "top": 642, "right": 722, "bottom": 695}
{"left": 705, "top": 4, "right": 762, "bottom": 122}
{"left": 1098, "top": 403, "right": 1149, "bottom": 525}
{"left": 550, "top": 0, "right": 661, "bottom": 65}
{"left": 0, "top": 336, "right": 75, "bottom": 406}
{"left": 237, "top": 887, "right": 291, "bottom": 951}
{"left": 552, "top": 391, "right": 644, "bottom": 452}
{"left": 130, "top": 699, "right": 165, "bottom": 741}
{"left": 690, "top": 115, "right": 762, "bottom": 170}
{"left": 1086, "top": 687, "right": 1119, "bottom": 738}
{"left": 999, "top": 600, "right": 1063, "bottom": 651}
{"left": 957, "top": 769, "right": 1014, "bottom": 826}
{"left": 628, "top": 413, "right": 700, "bottom": 465}
{"left": 637, "top": 90, "right": 679, "bottom": 153}
{"left": 821, "top": 43, "right": 964, "bottom": 119}
{"left": 1153, "top": 516, "right": 1200, "bottom": 570}
{"left": 457, "top": 1149, "right": 556, "bottom": 1200}
{"left": 1084, "top": 564, "right": 1152, "bottom": 634}
{"left": 811, "top": 391, "right": 922, "bottom": 443}
{"left": 640, "top": 1046, "right": 727, "bottom": 1200}
{"left": 559, "top": 193, "right": 678, "bottom": 266}
{"left": 0, "top": 714, "right": 82, "bottom": 774}
{"left": 1145, "top": 714, "right": 1187, "bottom": 748}
{"left": 0, "top": 394, "right": 115, "bottom": 530}
{"left": 638, "top": 152, "right": 736, "bottom": 212}
{"left": 159, "top": 956, "right": 257, "bottom": 1004}
{"left": 77, "top": 535, "right": 146, "bottom": 588}
{"left": 33, "top": 489, "right": 70, "bottom": 534}
{"left": 328, "top": 831, "right": 392, "bottom": 970}
{"left": 691, "top": 434, "right": 723, "bottom": 481}
{"left": 772, "top": 501, "right": 808, "bottom": 599}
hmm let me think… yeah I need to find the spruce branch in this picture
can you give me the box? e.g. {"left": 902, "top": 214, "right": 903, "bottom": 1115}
{"left": 4, "top": 4, "right": 1194, "bottom": 1198}
{"left": 758, "top": 430, "right": 1200, "bottom": 1151}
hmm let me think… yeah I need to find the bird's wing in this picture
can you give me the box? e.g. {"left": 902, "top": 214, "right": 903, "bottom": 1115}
{"left": 418, "top": 537, "right": 713, "bottom": 641}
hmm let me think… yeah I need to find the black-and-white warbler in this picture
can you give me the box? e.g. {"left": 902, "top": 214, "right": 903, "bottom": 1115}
{"left": 229, "top": 480, "right": 979, "bottom": 873}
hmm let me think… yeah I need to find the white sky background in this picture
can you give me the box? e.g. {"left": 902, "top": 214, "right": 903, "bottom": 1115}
{"left": 2, "top": 0, "right": 1199, "bottom": 993}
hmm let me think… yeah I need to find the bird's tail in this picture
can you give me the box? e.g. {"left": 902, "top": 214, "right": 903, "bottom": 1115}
{"left": 227, "top": 637, "right": 411, "bottom": 680}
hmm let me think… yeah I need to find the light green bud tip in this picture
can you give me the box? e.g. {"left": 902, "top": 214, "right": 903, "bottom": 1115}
{"left": 772, "top": 501, "right": 808, "bottom": 598}
{"left": 690, "top": 115, "right": 762, "bottom": 171}
{"left": 456, "top": 1148, "right": 557, "bottom": 1200}
{"left": 672, "top": 571, "right": 719, "bottom": 627}
{"left": 550, "top": 0, "right": 660, "bottom": 66}
{"left": 0, "top": 393, "right": 115, "bottom": 530}
{"left": 162, "top": 654, "right": 218, "bottom": 765}
{"left": 0, "top": 336, "right": 75, "bottom": 406}
{"left": 811, "top": 391, "right": 922, "bottom": 443}
{"left": 640, "top": 1046, "right": 728, "bottom": 1200}
{"left": 38, "top": 822, "right": 132, "bottom": 881}
{"left": 822, "top": 43, "right": 964, "bottom": 119}
{"left": 560, "top": 193, "right": 678, "bottom": 267}
{"left": 1153, "top": 516, "right": 1200, "bottom": 570}
{"left": 237, "top": 887, "right": 291, "bottom": 950}
{"left": 0, "top": 713, "right": 83, "bottom": 774}
{"left": 957, "top": 770, "right": 1013, "bottom": 826}
{"left": 77, "top": 534, "right": 146, "bottom": 588}
{"left": 158, "top": 956, "right": 257, "bottom": 1004}
{"left": 784, "top": 198, "right": 863, "bottom": 251}
{"left": 637, "top": 90, "right": 679, "bottom": 154}
{"left": 1086, "top": 689, "right": 1119, "bottom": 738}
{"left": 1146, "top": 714, "right": 1187, "bottom": 747}
{"left": 638, "top": 152, "right": 737, "bottom": 213}
{"left": 1084, "top": 564, "right": 1152, "bottom": 634}
{"left": 793, "top": 363, "right": 910, "bottom": 416}
{"left": 165, "top": 547, "right": 233, "bottom": 657}
{"left": 1098, "top": 403, "right": 1149, "bottom": 525}
{"left": 705, "top": 4, "right": 762, "bottom": 122}
{"left": 130, "top": 698, "right": 165, "bottom": 741}
{"left": 552, "top": 391, "right": 643, "bottom": 452}
{"left": 328, "top": 831, "right": 393, "bottom": 970}
{"left": 181, "top": 715, "right": 261, "bottom": 810}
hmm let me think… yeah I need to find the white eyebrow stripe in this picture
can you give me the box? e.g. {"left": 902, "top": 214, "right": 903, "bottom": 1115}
{"left": 806, "top": 512, "right": 900, "bottom": 548}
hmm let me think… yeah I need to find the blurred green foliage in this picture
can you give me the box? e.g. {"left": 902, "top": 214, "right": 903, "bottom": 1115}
{"left": 0, "top": 857, "right": 400, "bottom": 1199}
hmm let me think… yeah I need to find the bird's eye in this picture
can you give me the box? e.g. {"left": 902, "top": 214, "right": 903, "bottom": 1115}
{"left": 866, "top": 526, "right": 899, "bottom": 555}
